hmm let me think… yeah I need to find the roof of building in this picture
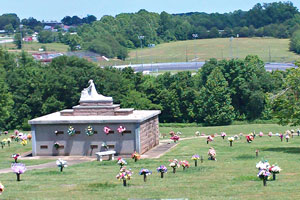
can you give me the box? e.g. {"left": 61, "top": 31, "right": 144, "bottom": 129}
{"left": 29, "top": 110, "right": 160, "bottom": 125}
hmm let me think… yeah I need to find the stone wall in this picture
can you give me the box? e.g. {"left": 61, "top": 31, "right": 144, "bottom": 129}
{"left": 34, "top": 123, "right": 137, "bottom": 156}
{"left": 139, "top": 116, "right": 159, "bottom": 154}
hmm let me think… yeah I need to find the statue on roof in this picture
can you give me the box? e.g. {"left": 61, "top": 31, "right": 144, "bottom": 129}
{"left": 80, "top": 80, "right": 113, "bottom": 102}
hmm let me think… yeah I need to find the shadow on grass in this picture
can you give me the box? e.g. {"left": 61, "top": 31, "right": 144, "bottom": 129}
{"left": 84, "top": 182, "right": 118, "bottom": 191}
{"left": 262, "top": 147, "right": 300, "bottom": 154}
{"left": 233, "top": 175, "right": 260, "bottom": 181}
{"left": 32, "top": 170, "right": 73, "bottom": 175}
{"left": 235, "top": 154, "right": 255, "bottom": 160}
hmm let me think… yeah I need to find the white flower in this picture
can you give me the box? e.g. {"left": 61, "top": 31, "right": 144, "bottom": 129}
{"left": 228, "top": 137, "right": 234, "bottom": 142}
{"left": 256, "top": 161, "right": 270, "bottom": 170}
{"left": 56, "top": 158, "right": 68, "bottom": 167}
{"left": 270, "top": 165, "right": 281, "bottom": 173}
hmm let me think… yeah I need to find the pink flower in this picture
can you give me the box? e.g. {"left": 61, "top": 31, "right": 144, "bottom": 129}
{"left": 104, "top": 126, "right": 111, "bottom": 134}
{"left": 11, "top": 163, "right": 26, "bottom": 174}
{"left": 117, "top": 126, "right": 126, "bottom": 133}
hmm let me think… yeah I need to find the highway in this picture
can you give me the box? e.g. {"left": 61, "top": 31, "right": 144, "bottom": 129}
{"left": 114, "top": 62, "right": 296, "bottom": 72}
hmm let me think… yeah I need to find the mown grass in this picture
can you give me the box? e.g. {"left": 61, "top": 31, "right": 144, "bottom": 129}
{"left": 1, "top": 125, "right": 300, "bottom": 199}
{"left": 0, "top": 42, "right": 69, "bottom": 53}
{"left": 0, "top": 132, "right": 53, "bottom": 169}
{"left": 98, "top": 37, "right": 300, "bottom": 67}
{"left": 159, "top": 123, "right": 294, "bottom": 138}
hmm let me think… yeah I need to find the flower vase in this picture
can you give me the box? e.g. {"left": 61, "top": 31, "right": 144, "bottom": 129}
{"left": 222, "top": 136, "right": 225, "bottom": 140}
{"left": 298, "top": 132, "right": 300, "bottom": 136}
{"left": 263, "top": 176, "right": 267, "bottom": 186}
{"left": 172, "top": 167, "right": 176, "bottom": 174}
{"left": 16, "top": 173, "right": 20, "bottom": 181}
{"left": 123, "top": 180, "right": 127, "bottom": 187}
{"left": 207, "top": 141, "right": 209, "bottom": 144}
{"left": 135, "top": 158, "right": 137, "bottom": 162}
{"left": 194, "top": 160, "right": 197, "bottom": 167}
{"left": 200, "top": 156, "right": 204, "bottom": 163}
{"left": 230, "top": 141, "right": 232, "bottom": 147}
{"left": 60, "top": 166, "right": 64, "bottom": 172}
{"left": 286, "top": 138, "right": 289, "bottom": 142}
{"left": 161, "top": 172, "right": 164, "bottom": 178}
{"left": 273, "top": 173, "right": 276, "bottom": 180}
{"left": 143, "top": 174, "right": 147, "bottom": 182}
{"left": 15, "top": 159, "right": 18, "bottom": 163}
{"left": 183, "top": 166, "right": 185, "bottom": 171}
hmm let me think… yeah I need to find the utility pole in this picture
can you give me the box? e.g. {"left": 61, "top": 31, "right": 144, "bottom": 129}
{"left": 230, "top": 36, "right": 233, "bottom": 59}
{"left": 192, "top": 33, "right": 198, "bottom": 61}
{"left": 19, "top": 24, "right": 23, "bottom": 49}
{"left": 269, "top": 46, "right": 271, "bottom": 62}
{"left": 138, "top": 35, "right": 144, "bottom": 71}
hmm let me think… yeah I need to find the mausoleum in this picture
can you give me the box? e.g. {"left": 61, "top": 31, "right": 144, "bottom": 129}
{"left": 29, "top": 80, "right": 160, "bottom": 156}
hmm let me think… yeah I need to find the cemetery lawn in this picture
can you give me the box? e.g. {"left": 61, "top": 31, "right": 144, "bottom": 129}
{"left": 160, "top": 123, "right": 293, "bottom": 138}
{"left": 0, "top": 133, "right": 53, "bottom": 169}
{"left": 1, "top": 125, "right": 300, "bottom": 199}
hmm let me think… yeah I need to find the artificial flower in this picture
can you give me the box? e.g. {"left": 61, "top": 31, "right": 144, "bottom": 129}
{"left": 170, "top": 135, "right": 180, "bottom": 143}
{"left": 0, "top": 182, "right": 4, "bottom": 195}
{"left": 104, "top": 126, "right": 111, "bottom": 134}
{"left": 67, "top": 126, "right": 76, "bottom": 136}
{"left": 191, "top": 154, "right": 200, "bottom": 160}
{"left": 117, "top": 126, "right": 126, "bottom": 134}
{"left": 268, "top": 132, "right": 273, "bottom": 137}
{"left": 131, "top": 151, "right": 141, "bottom": 161}
{"left": 228, "top": 137, "right": 234, "bottom": 142}
{"left": 56, "top": 158, "right": 68, "bottom": 172}
{"left": 157, "top": 165, "right": 168, "bottom": 173}
{"left": 259, "top": 132, "right": 263, "bottom": 137}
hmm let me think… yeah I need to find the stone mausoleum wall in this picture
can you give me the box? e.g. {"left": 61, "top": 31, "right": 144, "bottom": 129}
{"left": 33, "top": 123, "right": 137, "bottom": 156}
{"left": 139, "top": 116, "right": 159, "bottom": 154}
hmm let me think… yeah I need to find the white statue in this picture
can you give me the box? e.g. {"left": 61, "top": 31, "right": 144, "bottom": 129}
{"left": 80, "top": 80, "right": 112, "bottom": 102}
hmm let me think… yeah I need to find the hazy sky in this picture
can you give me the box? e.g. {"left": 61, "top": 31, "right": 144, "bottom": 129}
{"left": 1, "top": 0, "right": 299, "bottom": 21}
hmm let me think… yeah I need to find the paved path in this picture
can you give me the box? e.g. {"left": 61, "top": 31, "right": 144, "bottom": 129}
{"left": 0, "top": 157, "right": 95, "bottom": 174}
{"left": 141, "top": 142, "right": 177, "bottom": 159}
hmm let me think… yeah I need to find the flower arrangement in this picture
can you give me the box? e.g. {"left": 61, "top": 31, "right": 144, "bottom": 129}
{"left": 257, "top": 169, "right": 271, "bottom": 186}
{"left": 117, "top": 126, "right": 126, "bottom": 135}
{"left": 259, "top": 132, "right": 263, "bottom": 137}
{"left": 246, "top": 134, "right": 254, "bottom": 143}
{"left": 221, "top": 132, "right": 227, "bottom": 139}
{"left": 12, "top": 153, "right": 20, "bottom": 163}
{"left": 169, "top": 131, "right": 175, "bottom": 137}
{"left": 131, "top": 151, "right": 141, "bottom": 162}
{"left": 117, "top": 157, "right": 127, "bottom": 169}
{"left": 239, "top": 133, "right": 244, "bottom": 137}
{"left": 279, "top": 133, "right": 283, "bottom": 142}
{"left": 101, "top": 142, "right": 109, "bottom": 151}
{"left": 0, "top": 182, "right": 3, "bottom": 195}
{"left": 11, "top": 163, "right": 26, "bottom": 181}
{"left": 191, "top": 154, "right": 200, "bottom": 167}
{"left": 3, "top": 131, "right": 8, "bottom": 135}
{"left": 67, "top": 126, "right": 76, "bottom": 136}
{"left": 27, "top": 134, "right": 32, "bottom": 141}
{"left": 53, "top": 142, "right": 60, "bottom": 150}
{"left": 195, "top": 131, "right": 200, "bottom": 136}
{"left": 157, "top": 165, "right": 167, "bottom": 178}
{"left": 20, "top": 139, "right": 27, "bottom": 146}
{"left": 85, "top": 125, "right": 94, "bottom": 136}
{"left": 268, "top": 132, "right": 272, "bottom": 137}
{"left": 1, "top": 139, "right": 7, "bottom": 149}
{"left": 228, "top": 137, "right": 234, "bottom": 146}
{"left": 14, "top": 130, "right": 18, "bottom": 135}
{"left": 179, "top": 160, "right": 190, "bottom": 170}
{"left": 10, "top": 135, "right": 15, "bottom": 140}
{"left": 201, "top": 133, "right": 206, "bottom": 136}
{"left": 56, "top": 158, "right": 68, "bottom": 172}
{"left": 207, "top": 135, "right": 214, "bottom": 144}
{"left": 139, "top": 168, "right": 152, "bottom": 182}
{"left": 104, "top": 126, "right": 111, "bottom": 135}
{"left": 116, "top": 167, "right": 132, "bottom": 186}
{"left": 285, "top": 134, "right": 290, "bottom": 142}
{"left": 170, "top": 135, "right": 180, "bottom": 143}
{"left": 269, "top": 164, "right": 281, "bottom": 180}
{"left": 0, "top": 182, "right": 4, "bottom": 195}
{"left": 208, "top": 147, "right": 216, "bottom": 161}
{"left": 256, "top": 160, "right": 270, "bottom": 170}
{"left": 177, "top": 131, "right": 182, "bottom": 135}
{"left": 169, "top": 159, "right": 180, "bottom": 173}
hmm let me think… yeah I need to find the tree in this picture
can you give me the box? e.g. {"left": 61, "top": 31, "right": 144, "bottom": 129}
{"left": 38, "top": 30, "right": 56, "bottom": 43}
{"left": 68, "top": 34, "right": 82, "bottom": 51}
{"left": 209, "top": 27, "right": 219, "bottom": 38}
{"left": 198, "top": 67, "right": 235, "bottom": 125}
{"left": 272, "top": 66, "right": 300, "bottom": 125}
{"left": 290, "top": 30, "right": 300, "bottom": 54}
{"left": 4, "top": 24, "right": 14, "bottom": 35}
{"left": 14, "top": 33, "right": 22, "bottom": 49}
{"left": 0, "top": 65, "right": 14, "bottom": 129}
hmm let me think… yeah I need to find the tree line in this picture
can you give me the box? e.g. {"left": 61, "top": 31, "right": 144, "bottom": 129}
{"left": 0, "top": 48, "right": 291, "bottom": 130}
{"left": 3, "top": 2, "right": 300, "bottom": 58}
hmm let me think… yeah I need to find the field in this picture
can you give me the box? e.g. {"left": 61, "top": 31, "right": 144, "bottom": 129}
{"left": 110, "top": 37, "right": 300, "bottom": 66}
{"left": 0, "top": 42, "right": 69, "bottom": 53}
{"left": 1, "top": 124, "right": 300, "bottom": 199}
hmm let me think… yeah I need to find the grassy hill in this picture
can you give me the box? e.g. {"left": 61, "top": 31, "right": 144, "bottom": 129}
{"left": 123, "top": 37, "right": 300, "bottom": 65}
{"left": 0, "top": 42, "right": 69, "bottom": 53}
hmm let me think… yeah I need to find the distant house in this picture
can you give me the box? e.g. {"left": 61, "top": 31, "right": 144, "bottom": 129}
{"left": 23, "top": 36, "right": 33, "bottom": 42}
{"left": 43, "top": 25, "right": 53, "bottom": 31}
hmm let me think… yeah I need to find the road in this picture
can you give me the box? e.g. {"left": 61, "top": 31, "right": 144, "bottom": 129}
{"left": 0, "top": 39, "right": 13, "bottom": 44}
{"left": 114, "top": 62, "right": 296, "bottom": 72}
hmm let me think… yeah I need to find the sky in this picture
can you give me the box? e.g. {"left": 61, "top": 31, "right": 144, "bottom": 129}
{"left": 1, "top": 0, "right": 300, "bottom": 21}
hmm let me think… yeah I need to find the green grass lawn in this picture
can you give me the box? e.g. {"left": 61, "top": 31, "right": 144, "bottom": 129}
{"left": 116, "top": 37, "right": 300, "bottom": 66}
{"left": 1, "top": 124, "right": 300, "bottom": 199}
{"left": 0, "top": 132, "right": 53, "bottom": 169}
{"left": 0, "top": 42, "right": 69, "bottom": 53}
{"left": 159, "top": 123, "right": 294, "bottom": 138}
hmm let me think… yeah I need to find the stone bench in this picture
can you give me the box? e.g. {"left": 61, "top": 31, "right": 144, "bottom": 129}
{"left": 95, "top": 150, "right": 116, "bottom": 162}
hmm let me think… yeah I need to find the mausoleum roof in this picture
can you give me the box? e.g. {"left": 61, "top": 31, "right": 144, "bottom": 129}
{"left": 29, "top": 110, "right": 161, "bottom": 125}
